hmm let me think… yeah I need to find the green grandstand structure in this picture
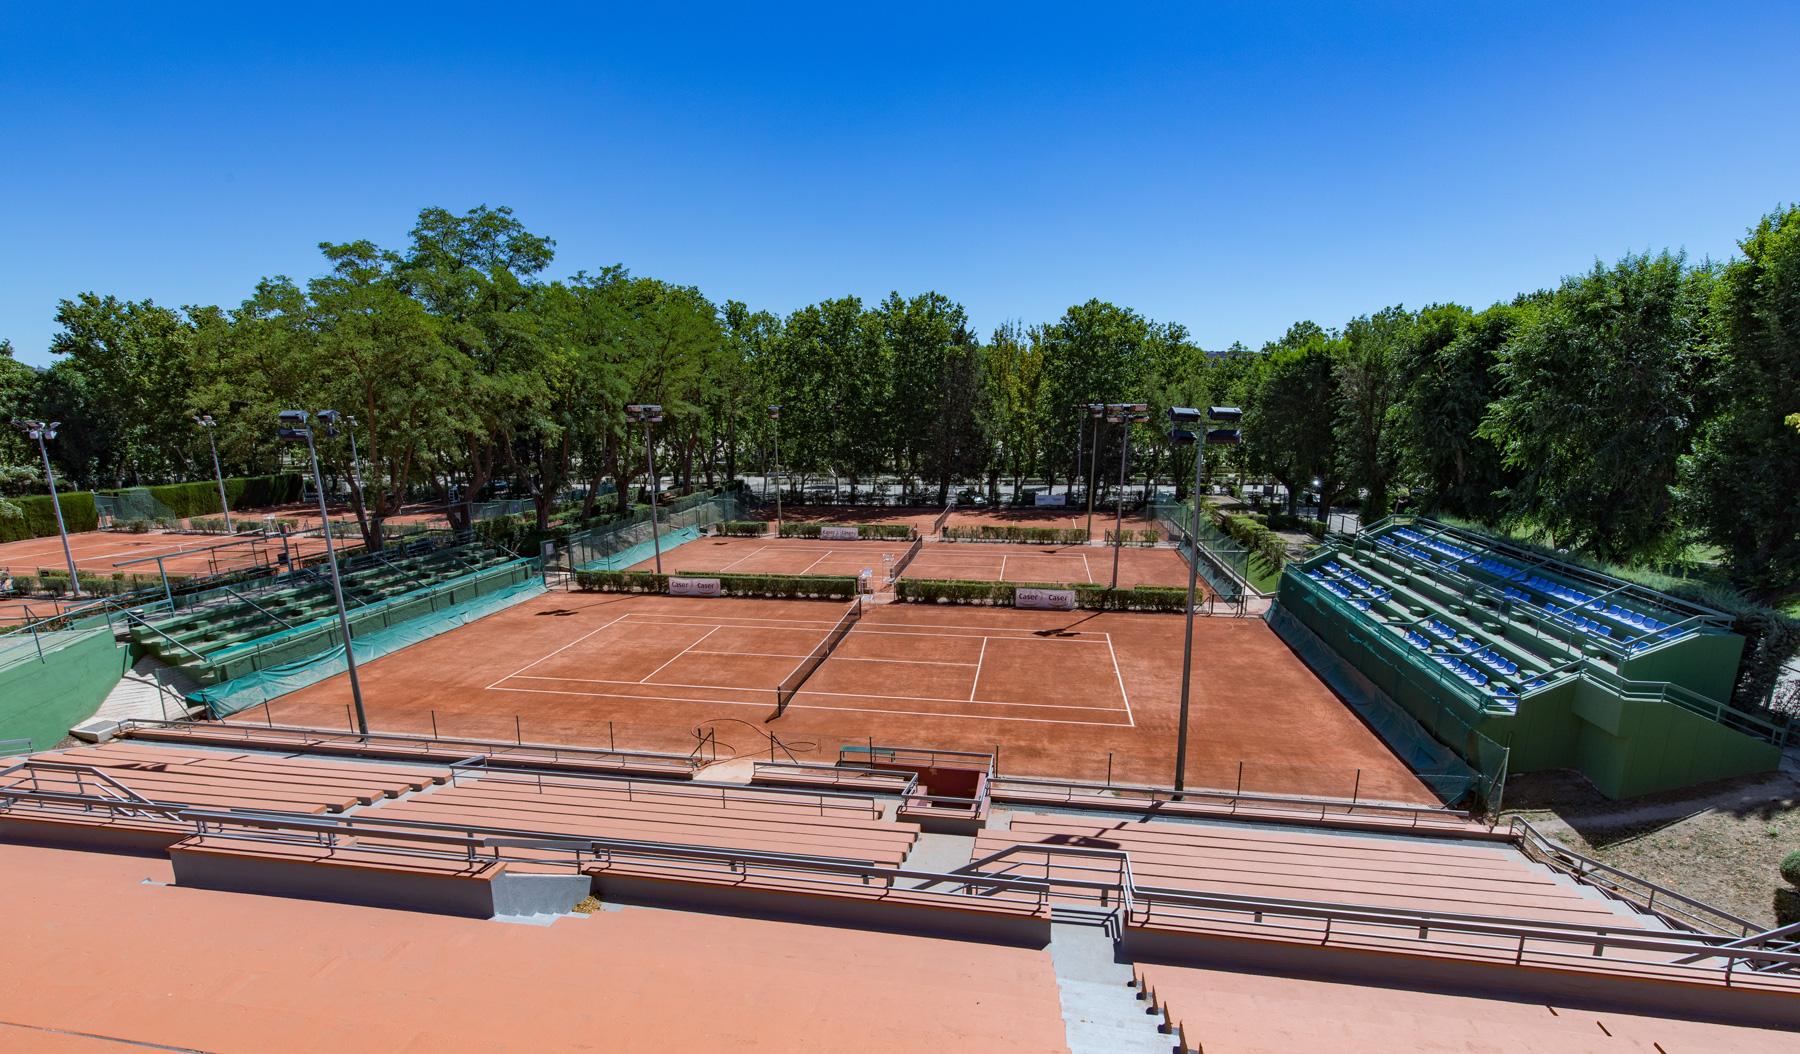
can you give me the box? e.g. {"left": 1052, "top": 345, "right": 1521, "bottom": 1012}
{"left": 1274, "top": 516, "right": 1789, "bottom": 800}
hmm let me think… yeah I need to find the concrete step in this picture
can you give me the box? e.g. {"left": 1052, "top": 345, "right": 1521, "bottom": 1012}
{"left": 1049, "top": 923, "right": 1170, "bottom": 1054}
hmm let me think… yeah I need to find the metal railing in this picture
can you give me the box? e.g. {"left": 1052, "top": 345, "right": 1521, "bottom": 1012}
{"left": 117, "top": 717, "right": 702, "bottom": 774}
{"left": 989, "top": 773, "right": 1479, "bottom": 830}
{"left": 1510, "top": 816, "right": 1761, "bottom": 937}
{"left": 445, "top": 759, "right": 886, "bottom": 819}
{"left": 6, "top": 756, "right": 1799, "bottom": 986}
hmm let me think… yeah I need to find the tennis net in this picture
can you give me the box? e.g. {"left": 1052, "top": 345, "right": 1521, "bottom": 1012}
{"left": 932, "top": 503, "right": 953, "bottom": 536}
{"left": 772, "top": 598, "right": 862, "bottom": 717}
{"left": 889, "top": 536, "right": 924, "bottom": 582}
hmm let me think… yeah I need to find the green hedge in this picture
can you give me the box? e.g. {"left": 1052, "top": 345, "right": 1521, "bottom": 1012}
{"left": 778, "top": 520, "right": 914, "bottom": 541}
{"left": 716, "top": 520, "right": 770, "bottom": 537}
{"left": 1212, "top": 508, "right": 1288, "bottom": 569}
{"left": 97, "top": 473, "right": 302, "bottom": 520}
{"left": 1104, "top": 528, "right": 1162, "bottom": 547}
{"left": 895, "top": 577, "right": 1188, "bottom": 613}
{"left": 941, "top": 524, "right": 1088, "bottom": 545}
{"left": 574, "top": 569, "right": 860, "bottom": 600}
{"left": 0, "top": 492, "right": 99, "bottom": 543}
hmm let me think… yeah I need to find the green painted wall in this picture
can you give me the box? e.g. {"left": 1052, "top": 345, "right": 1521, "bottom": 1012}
{"left": 1277, "top": 568, "right": 1780, "bottom": 801}
{"left": 0, "top": 630, "right": 130, "bottom": 749}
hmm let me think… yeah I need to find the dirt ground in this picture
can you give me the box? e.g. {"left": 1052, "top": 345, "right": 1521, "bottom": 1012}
{"left": 1501, "top": 760, "right": 1800, "bottom": 928}
{"left": 239, "top": 590, "right": 1431, "bottom": 804}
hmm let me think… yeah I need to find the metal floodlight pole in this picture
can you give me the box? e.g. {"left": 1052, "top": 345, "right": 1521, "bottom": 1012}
{"left": 283, "top": 410, "right": 368, "bottom": 735}
{"left": 1084, "top": 404, "right": 1103, "bottom": 540}
{"left": 196, "top": 416, "right": 233, "bottom": 533}
{"left": 1168, "top": 408, "right": 1203, "bottom": 793}
{"left": 14, "top": 421, "right": 81, "bottom": 597}
{"left": 1106, "top": 404, "right": 1149, "bottom": 590}
{"left": 769, "top": 405, "right": 783, "bottom": 534}
{"left": 629, "top": 405, "right": 665, "bottom": 573}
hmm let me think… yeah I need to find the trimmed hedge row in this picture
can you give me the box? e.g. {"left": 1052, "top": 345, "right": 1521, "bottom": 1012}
{"left": 895, "top": 577, "right": 1189, "bottom": 613}
{"left": 573, "top": 569, "right": 861, "bottom": 600}
{"left": 778, "top": 521, "right": 915, "bottom": 541}
{"left": 1211, "top": 507, "right": 1288, "bottom": 569}
{"left": 0, "top": 474, "right": 299, "bottom": 544}
{"left": 0, "top": 492, "right": 99, "bottom": 543}
{"left": 1104, "top": 528, "right": 1162, "bottom": 547}
{"left": 941, "top": 525, "right": 1088, "bottom": 545}
{"left": 716, "top": 520, "right": 770, "bottom": 537}
{"left": 98, "top": 473, "right": 302, "bottom": 520}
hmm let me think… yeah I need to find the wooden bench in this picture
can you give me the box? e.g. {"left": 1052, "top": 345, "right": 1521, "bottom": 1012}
{"left": 169, "top": 834, "right": 506, "bottom": 917}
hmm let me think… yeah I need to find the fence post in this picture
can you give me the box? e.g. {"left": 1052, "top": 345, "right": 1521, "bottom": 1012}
{"left": 430, "top": 710, "right": 439, "bottom": 739}
{"left": 515, "top": 714, "right": 523, "bottom": 745}
{"left": 1351, "top": 768, "right": 1361, "bottom": 806}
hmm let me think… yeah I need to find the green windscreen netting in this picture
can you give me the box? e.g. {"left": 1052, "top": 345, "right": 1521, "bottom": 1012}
{"left": 191, "top": 572, "right": 547, "bottom": 718}
{"left": 1265, "top": 600, "right": 1509, "bottom": 810}
{"left": 554, "top": 492, "right": 740, "bottom": 572}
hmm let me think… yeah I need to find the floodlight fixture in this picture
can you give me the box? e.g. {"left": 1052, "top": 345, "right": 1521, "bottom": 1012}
{"left": 275, "top": 410, "right": 368, "bottom": 734}
{"left": 1208, "top": 406, "right": 1243, "bottom": 424}
{"left": 11, "top": 419, "right": 80, "bottom": 595}
{"left": 1168, "top": 406, "right": 1203, "bottom": 426}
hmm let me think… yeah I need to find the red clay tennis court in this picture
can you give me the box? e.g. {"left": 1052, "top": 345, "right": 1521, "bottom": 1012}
{"left": 244, "top": 592, "right": 1431, "bottom": 803}
{"left": 637, "top": 535, "right": 1193, "bottom": 590}
{"left": 641, "top": 536, "right": 914, "bottom": 579}
{"left": 0, "top": 528, "right": 334, "bottom": 582}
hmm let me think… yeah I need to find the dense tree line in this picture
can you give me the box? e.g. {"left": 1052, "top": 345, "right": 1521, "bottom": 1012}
{"left": 2, "top": 204, "right": 1796, "bottom": 597}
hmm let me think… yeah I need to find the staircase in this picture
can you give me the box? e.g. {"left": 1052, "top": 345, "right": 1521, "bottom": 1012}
{"left": 1048, "top": 923, "right": 1171, "bottom": 1054}
{"left": 91, "top": 654, "right": 204, "bottom": 724}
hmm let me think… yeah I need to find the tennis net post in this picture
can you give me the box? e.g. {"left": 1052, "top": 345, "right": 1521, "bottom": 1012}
{"left": 770, "top": 596, "right": 862, "bottom": 719}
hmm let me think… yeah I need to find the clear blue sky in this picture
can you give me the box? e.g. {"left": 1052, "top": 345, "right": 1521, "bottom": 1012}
{"left": 2, "top": 2, "right": 1795, "bottom": 367}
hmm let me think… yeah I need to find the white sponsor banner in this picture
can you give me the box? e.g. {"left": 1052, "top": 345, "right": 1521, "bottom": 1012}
{"left": 1033, "top": 492, "right": 1068, "bottom": 507}
{"left": 819, "top": 525, "right": 861, "bottom": 540}
{"left": 668, "top": 576, "right": 722, "bottom": 597}
{"left": 1015, "top": 587, "right": 1077, "bottom": 611}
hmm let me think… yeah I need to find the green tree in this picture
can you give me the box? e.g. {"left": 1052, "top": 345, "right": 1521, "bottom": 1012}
{"left": 1037, "top": 300, "right": 1150, "bottom": 498}
{"left": 1481, "top": 253, "right": 1714, "bottom": 561}
{"left": 1393, "top": 303, "right": 1515, "bottom": 518}
{"left": 43, "top": 294, "right": 197, "bottom": 486}
{"left": 1243, "top": 330, "right": 1341, "bottom": 520}
{"left": 1334, "top": 306, "right": 1413, "bottom": 518}
{"left": 1681, "top": 206, "right": 1800, "bottom": 588}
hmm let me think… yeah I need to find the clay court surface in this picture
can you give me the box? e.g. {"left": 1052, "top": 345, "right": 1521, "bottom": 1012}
{"left": 0, "top": 531, "right": 338, "bottom": 621}
{"left": 640, "top": 535, "right": 1193, "bottom": 590}
{"left": 752, "top": 503, "right": 1170, "bottom": 542}
{"left": 245, "top": 591, "right": 1430, "bottom": 803}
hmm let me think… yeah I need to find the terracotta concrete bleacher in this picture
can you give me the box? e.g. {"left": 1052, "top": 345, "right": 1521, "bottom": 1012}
{"left": 121, "top": 721, "right": 699, "bottom": 779}
{"left": 1132, "top": 960, "right": 1799, "bottom": 1054}
{"left": 360, "top": 770, "right": 920, "bottom": 866}
{"left": 980, "top": 814, "right": 1637, "bottom": 928}
{"left": 0, "top": 741, "right": 449, "bottom": 849}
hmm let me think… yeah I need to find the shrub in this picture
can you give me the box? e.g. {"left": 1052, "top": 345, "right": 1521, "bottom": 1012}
{"left": 779, "top": 520, "right": 914, "bottom": 541}
{"left": 894, "top": 577, "right": 1189, "bottom": 613}
{"left": 716, "top": 520, "right": 769, "bottom": 537}
{"left": 0, "top": 491, "right": 100, "bottom": 543}
{"left": 1782, "top": 849, "right": 1800, "bottom": 889}
{"left": 1104, "top": 528, "right": 1162, "bottom": 547}
{"left": 941, "top": 525, "right": 1088, "bottom": 546}
{"left": 574, "top": 569, "right": 860, "bottom": 600}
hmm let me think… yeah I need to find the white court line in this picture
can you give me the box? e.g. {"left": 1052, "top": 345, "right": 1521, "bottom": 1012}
{"left": 1082, "top": 553, "right": 1094, "bottom": 583}
{"left": 798, "top": 550, "right": 836, "bottom": 573}
{"left": 688, "top": 649, "right": 980, "bottom": 668}
{"left": 969, "top": 637, "right": 987, "bottom": 701}
{"left": 486, "top": 683, "right": 1133, "bottom": 726}
{"left": 502, "top": 674, "right": 1126, "bottom": 712}
{"left": 637, "top": 625, "right": 723, "bottom": 683}
{"left": 482, "top": 610, "right": 637, "bottom": 689}
{"left": 1105, "top": 631, "right": 1134, "bottom": 727}
{"left": 621, "top": 610, "right": 1110, "bottom": 644}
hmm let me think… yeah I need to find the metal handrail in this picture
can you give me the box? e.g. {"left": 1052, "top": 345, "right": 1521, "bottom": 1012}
{"left": 113, "top": 606, "right": 209, "bottom": 662}
{"left": 8, "top": 775, "right": 1798, "bottom": 980}
{"left": 990, "top": 773, "right": 1471, "bottom": 824}
{"left": 119, "top": 717, "right": 700, "bottom": 770}
{"left": 1510, "top": 817, "right": 1759, "bottom": 936}
{"left": 445, "top": 759, "right": 886, "bottom": 818}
